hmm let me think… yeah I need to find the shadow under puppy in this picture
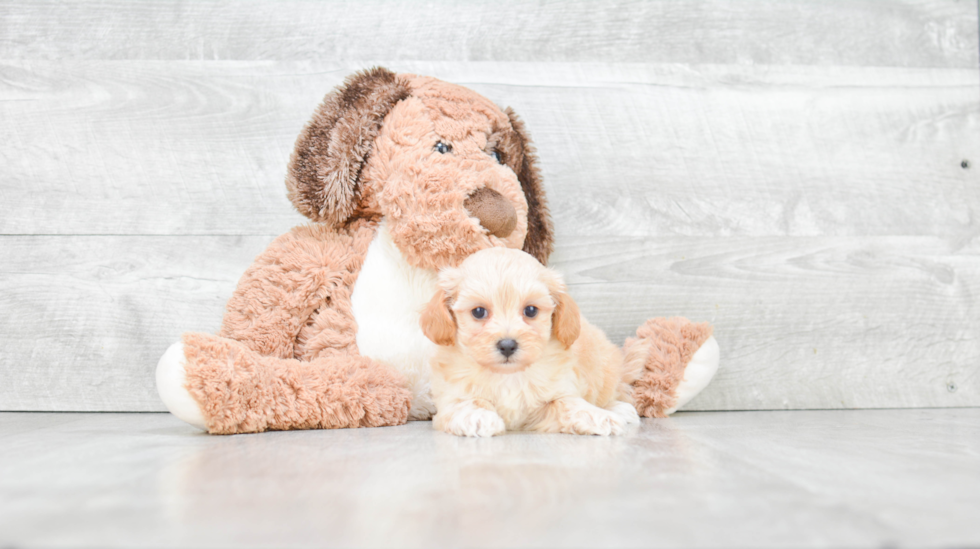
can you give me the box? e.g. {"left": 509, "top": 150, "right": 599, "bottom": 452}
{"left": 420, "top": 247, "right": 649, "bottom": 437}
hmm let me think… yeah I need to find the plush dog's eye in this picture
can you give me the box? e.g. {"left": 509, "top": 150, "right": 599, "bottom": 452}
{"left": 523, "top": 305, "right": 538, "bottom": 318}
{"left": 435, "top": 141, "right": 452, "bottom": 154}
{"left": 491, "top": 150, "right": 503, "bottom": 164}
{"left": 472, "top": 307, "right": 488, "bottom": 320}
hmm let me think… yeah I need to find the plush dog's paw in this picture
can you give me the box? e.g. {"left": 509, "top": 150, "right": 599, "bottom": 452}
{"left": 156, "top": 341, "right": 207, "bottom": 430}
{"left": 442, "top": 406, "right": 506, "bottom": 438}
{"left": 564, "top": 404, "right": 626, "bottom": 436}
{"left": 628, "top": 318, "right": 719, "bottom": 418}
{"left": 607, "top": 401, "right": 641, "bottom": 426}
{"left": 666, "top": 335, "right": 720, "bottom": 414}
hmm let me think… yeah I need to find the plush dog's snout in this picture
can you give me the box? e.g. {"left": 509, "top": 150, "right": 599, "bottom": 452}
{"left": 465, "top": 187, "right": 517, "bottom": 238}
{"left": 496, "top": 338, "right": 518, "bottom": 358}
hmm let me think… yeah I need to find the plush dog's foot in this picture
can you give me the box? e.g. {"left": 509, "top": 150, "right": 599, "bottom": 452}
{"left": 626, "top": 317, "right": 719, "bottom": 418}
{"left": 439, "top": 405, "right": 506, "bottom": 437}
{"left": 666, "top": 335, "right": 719, "bottom": 414}
{"left": 155, "top": 341, "right": 207, "bottom": 430}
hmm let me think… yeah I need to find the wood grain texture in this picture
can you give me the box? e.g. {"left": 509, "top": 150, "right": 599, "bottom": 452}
{"left": 1, "top": 234, "right": 975, "bottom": 411}
{"left": 552, "top": 236, "right": 979, "bottom": 410}
{"left": 1, "top": 2, "right": 978, "bottom": 412}
{"left": 1, "top": 62, "right": 977, "bottom": 237}
{"left": 0, "top": 236, "right": 272, "bottom": 411}
{"left": 0, "top": 0, "right": 975, "bottom": 67}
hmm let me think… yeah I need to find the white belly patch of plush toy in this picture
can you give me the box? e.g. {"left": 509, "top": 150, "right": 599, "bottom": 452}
{"left": 351, "top": 222, "right": 440, "bottom": 420}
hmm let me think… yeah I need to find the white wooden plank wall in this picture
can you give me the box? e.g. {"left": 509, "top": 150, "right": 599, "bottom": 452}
{"left": 0, "top": 1, "right": 977, "bottom": 412}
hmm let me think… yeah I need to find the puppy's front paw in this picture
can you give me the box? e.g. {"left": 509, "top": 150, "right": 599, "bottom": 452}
{"left": 607, "top": 401, "right": 641, "bottom": 426}
{"left": 564, "top": 406, "right": 626, "bottom": 436}
{"left": 442, "top": 406, "right": 506, "bottom": 438}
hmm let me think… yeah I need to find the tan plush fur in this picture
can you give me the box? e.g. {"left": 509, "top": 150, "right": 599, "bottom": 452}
{"left": 358, "top": 74, "right": 532, "bottom": 270}
{"left": 423, "top": 248, "right": 645, "bottom": 437}
{"left": 183, "top": 219, "right": 415, "bottom": 434}
{"left": 625, "top": 318, "right": 714, "bottom": 418}
{"left": 183, "top": 332, "right": 410, "bottom": 434}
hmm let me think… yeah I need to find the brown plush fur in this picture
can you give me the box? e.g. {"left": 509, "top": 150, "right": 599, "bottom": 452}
{"left": 219, "top": 220, "right": 375, "bottom": 361}
{"left": 625, "top": 317, "right": 714, "bottom": 418}
{"left": 286, "top": 68, "right": 411, "bottom": 227}
{"left": 502, "top": 108, "right": 553, "bottom": 264}
{"left": 183, "top": 332, "right": 410, "bottom": 434}
{"left": 464, "top": 187, "right": 517, "bottom": 238}
{"left": 183, "top": 219, "right": 414, "bottom": 434}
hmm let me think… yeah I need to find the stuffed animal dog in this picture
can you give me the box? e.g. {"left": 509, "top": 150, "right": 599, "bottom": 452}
{"left": 156, "top": 67, "right": 720, "bottom": 435}
{"left": 422, "top": 247, "right": 647, "bottom": 436}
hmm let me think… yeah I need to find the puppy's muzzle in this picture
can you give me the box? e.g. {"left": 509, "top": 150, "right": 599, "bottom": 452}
{"left": 465, "top": 187, "right": 517, "bottom": 238}
{"left": 496, "top": 338, "right": 518, "bottom": 359}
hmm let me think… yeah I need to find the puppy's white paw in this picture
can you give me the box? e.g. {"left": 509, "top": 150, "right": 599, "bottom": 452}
{"left": 443, "top": 406, "right": 506, "bottom": 438}
{"left": 607, "top": 401, "right": 641, "bottom": 426}
{"left": 408, "top": 394, "right": 438, "bottom": 421}
{"left": 564, "top": 405, "right": 626, "bottom": 436}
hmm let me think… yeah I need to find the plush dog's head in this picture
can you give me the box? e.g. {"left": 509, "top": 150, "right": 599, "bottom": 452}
{"left": 286, "top": 67, "right": 553, "bottom": 269}
{"left": 420, "top": 248, "right": 580, "bottom": 373}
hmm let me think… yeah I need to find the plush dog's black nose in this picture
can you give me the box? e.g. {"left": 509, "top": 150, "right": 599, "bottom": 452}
{"left": 496, "top": 338, "right": 518, "bottom": 358}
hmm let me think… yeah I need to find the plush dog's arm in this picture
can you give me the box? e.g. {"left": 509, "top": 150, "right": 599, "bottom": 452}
{"left": 219, "top": 220, "right": 377, "bottom": 359}
{"left": 157, "top": 218, "right": 416, "bottom": 434}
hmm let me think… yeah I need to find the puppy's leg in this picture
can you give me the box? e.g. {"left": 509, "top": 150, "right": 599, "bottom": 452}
{"left": 433, "top": 400, "right": 506, "bottom": 438}
{"left": 535, "top": 397, "right": 627, "bottom": 436}
{"left": 606, "top": 400, "right": 641, "bottom": 426}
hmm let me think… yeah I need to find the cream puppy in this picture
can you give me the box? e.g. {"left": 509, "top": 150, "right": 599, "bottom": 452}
{"left": 420, "top": 248, "right": 647, "bottom": 437}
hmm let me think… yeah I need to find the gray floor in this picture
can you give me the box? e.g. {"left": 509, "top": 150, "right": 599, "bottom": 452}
{"left": 1, "top": 410, "right": 978, "bottom": 548}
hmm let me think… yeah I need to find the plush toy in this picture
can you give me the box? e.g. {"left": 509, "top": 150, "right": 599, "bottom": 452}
{"left": 155, "top": 67, "right": 720, "bottom": 435}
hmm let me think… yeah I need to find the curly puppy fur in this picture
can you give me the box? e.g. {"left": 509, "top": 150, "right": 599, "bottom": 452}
{"left": 422, "top": 248, "right": 645, "bottom": 437}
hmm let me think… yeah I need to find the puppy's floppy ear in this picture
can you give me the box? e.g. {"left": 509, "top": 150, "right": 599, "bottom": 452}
{"left": 286, "top": 67, "right": 411, "bottom": 226}
{"left": 542, "top": 270, "right": 580, "bottom": 348}
{"left": 420, "top": 289, "right": 457, "bottom": 347}
{"left": 552, "top": 292, "right": 581, "bottom": 349}
{"left": 502, "top": 108, "right": 554, "bottom": 265}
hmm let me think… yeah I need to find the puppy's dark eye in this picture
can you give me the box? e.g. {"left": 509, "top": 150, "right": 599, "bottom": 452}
{"left": 491, "top": 150, "right": 503, "bottom": 164}
{"left": 524, "top": 306, "right": 538, "bottom": 318}
{"left": 435, "top": 141, "right": 452, "bottom": 154}
{"left": 472, "top": 307, "right": 488, "bottom": 320}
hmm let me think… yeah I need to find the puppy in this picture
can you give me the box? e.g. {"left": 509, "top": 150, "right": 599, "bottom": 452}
{"left": 420, "top": 247, "right": 648, "bottom": 437}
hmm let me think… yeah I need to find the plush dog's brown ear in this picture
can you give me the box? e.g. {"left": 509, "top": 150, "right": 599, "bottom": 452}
{"left": 286, "top": 67, "right": 412, "bottom": 226}
{"left": 502, "top": 108, "right": 554, "bottom": 265}
{"left": 420, "top": 289, "right": 457, "bottom": 347}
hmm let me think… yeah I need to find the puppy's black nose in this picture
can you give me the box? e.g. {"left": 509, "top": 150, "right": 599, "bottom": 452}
{"left": 496, "top": 338, "right": 518, "bottom": 358}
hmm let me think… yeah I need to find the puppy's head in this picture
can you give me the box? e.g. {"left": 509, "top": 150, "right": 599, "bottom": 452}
{"left": 420, "top": 248, "right": 580, "bottom": 373}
